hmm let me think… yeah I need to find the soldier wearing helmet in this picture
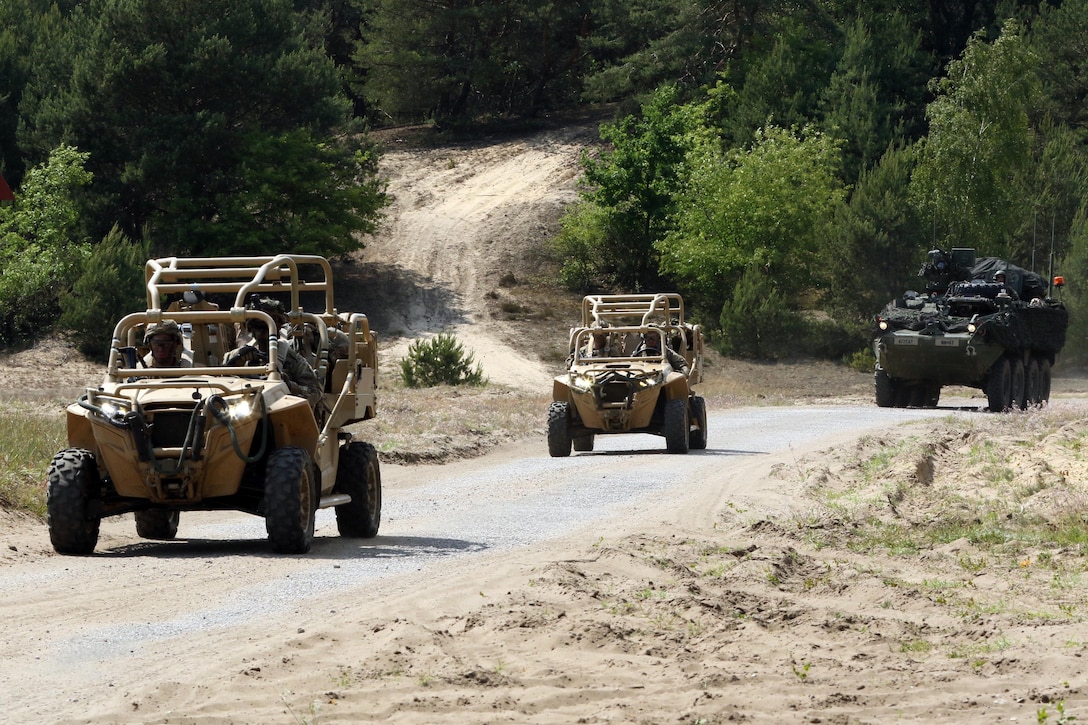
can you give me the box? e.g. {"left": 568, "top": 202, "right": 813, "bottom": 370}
{"left": 226, "top": 296, "right": 322, "bottom": 409}
{"left": 143, "top": 319, "right": 193, "bottom": 368}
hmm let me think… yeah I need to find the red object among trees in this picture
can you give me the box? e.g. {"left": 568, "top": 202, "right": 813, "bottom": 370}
{"left": 0, "top": 171, "right": 13, "bottom": 203}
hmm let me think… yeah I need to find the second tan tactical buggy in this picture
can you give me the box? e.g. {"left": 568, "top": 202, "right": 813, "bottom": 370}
{"left": 548, "top": 293, "right": 707, "bottom": 455}
{"left": 47, "top": 254, "right": 381, "bottom": 555}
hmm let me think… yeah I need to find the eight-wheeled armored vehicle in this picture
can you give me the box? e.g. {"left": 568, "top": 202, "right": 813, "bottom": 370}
{"left": 548, "top": 293, "right": 706, "bottom": 455}
{"left": 47, "top": 254, "right": 381, "bottom": 555}
{"left": 872, "top": 248, "right": 1068, "bottom": 411}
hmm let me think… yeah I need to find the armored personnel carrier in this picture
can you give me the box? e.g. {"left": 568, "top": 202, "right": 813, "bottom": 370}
{"left": 872, "top": 248, "right": 1068, "bottom": 411}
{"left": 548, "top": 293, "right": 706, "bottom": 455}
{"left": 47, "top": 254, "right": 381, "bottom": 555}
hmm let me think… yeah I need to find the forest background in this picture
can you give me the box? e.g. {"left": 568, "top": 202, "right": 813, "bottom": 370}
{"left": 3, "top": 0, "right": 1088, "bottom": 365}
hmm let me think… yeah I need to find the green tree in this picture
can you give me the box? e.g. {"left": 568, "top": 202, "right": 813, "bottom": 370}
{"left": 659, "top": 125, "right": 845, "bottom": 312}
{"left": 1031, "top": 0, "right": 1088, "bottom": 136}
{"left": 819, "top": 141, "right": 927, "bottom": 319}
{"left": 400, "top": 333, "right": 485, "bottom": 387}
{"left": 21, "top": 0, "right": 385, "bottom": 257}
{"left": 355, "top": 0, "right": 589, "bottom": 126}
{"left": 60, "top": 226, "right": 149, "bottom": 360}
{"left": 717, "top": 265, "right": 797, "bottom": 360}
{"left": 909, "top": 21, "right": 1038, "bottom": 259}
{"left": 818, "top": 12, "right": 933, "bottom": 184}
{"left": 0, "top": 145, "right": 92, "bottom": 344}
{"left": 554, "top": 85, "right": 698, "bottom": 291}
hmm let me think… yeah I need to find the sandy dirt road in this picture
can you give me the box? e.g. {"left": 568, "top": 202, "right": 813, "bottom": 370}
{"left": 2, "top": 404, "right": 962, "bottom": 724}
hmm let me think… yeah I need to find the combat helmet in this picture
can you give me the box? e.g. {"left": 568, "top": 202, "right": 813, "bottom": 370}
{"left": 143, "top": 319, "right": 183, "bottom": 345}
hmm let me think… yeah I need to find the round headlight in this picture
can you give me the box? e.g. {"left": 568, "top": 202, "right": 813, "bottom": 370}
{"left": 878, "top": 319, "right": 888, "bottom": 331}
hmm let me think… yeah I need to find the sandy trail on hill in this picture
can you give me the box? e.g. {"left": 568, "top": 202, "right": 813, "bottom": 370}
{"left": 352, "top": 124, "right": 599, "bottom": 391}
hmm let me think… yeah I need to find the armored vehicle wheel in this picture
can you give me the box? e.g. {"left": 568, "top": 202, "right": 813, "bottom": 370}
{"left": 664, "top": 398, "right": 690, "bottom": 454}
{"left": 47, "top": 448, "right": 102, "bottom": 555}
{"left": 1010, "top": 359, "right": 1026, "bottom": 411}
{"left": 1025, "top": 359, "right": 1041, "bottom": 406}
{"left": 573, "top": 435, "right": 595, "bottom": 452}
{"left": 135, "top": 510, "right": 180, "bottom": 540}
{"left": 924, "top": 384, "right": 941, "bottom": 408}
{"left": 689, "top": 395, "right": 708, "bottom": 450}
{"left": 874, "top": 368, "right": 898, "bottom": 408}
{"left": 985, "top": 358, "right": 1012, "bottom": 412}
{"left": 334, "top": 441, "right": 381, "bottom": 538}
{"left": 1039, "top": 358, "right": 1052, "bottom": 405}
{"left": 547, "top": 401, "right": 573, "bottom": 457}
{"left": 264, "top": 447, "right": 317, "bottom": 554}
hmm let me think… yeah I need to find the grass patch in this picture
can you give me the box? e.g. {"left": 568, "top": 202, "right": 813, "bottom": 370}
{"left": 0, "top": 403, "right": 68, "bottom": 518}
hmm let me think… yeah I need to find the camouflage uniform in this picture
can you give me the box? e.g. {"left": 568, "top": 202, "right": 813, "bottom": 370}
{"left": 275, "top": 339, "right": 323, "bottom": 408}
{"left": 229, "top": 296, "right": 323, "bottom": 409}
{"left": 664, "top": 345, "right": 689, "bottom": 376}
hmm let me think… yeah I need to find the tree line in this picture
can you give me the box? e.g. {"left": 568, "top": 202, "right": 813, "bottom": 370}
{"left": 1, "top": 0, "right": 1087, "bottom": 364}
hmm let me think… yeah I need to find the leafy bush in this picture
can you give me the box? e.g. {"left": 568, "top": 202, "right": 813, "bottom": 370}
{"left": 400, "top": 333, "right": 486, "bottom": 388}
{"left": 60, "top": 227, "right": 149, "bottom": 360}
{"left": 717, "top": 266, "right": 799, "bottom": 360}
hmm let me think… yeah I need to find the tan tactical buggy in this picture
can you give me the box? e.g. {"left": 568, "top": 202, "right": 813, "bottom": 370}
{"left": 47, "top": 254, "right": 381, "bottom": 555}
{"left": 548, "top": 293, "right": 706, "bottom": 455}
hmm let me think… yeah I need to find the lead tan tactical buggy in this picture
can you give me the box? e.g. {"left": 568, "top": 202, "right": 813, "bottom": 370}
{"left": 47, "top": 254, "right": 381, "bottom": 555}
{"left": 548, "top": 293, "right": 706, "bottom": 455}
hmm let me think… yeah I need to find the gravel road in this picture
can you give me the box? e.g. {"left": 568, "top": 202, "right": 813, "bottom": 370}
{"left": 0, "top": 403, "right": 953, "bottom": 722}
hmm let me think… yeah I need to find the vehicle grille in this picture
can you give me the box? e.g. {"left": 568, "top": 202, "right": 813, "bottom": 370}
{"left": 149, "top": 411, "right": 193, "bottom": 448}
{"left": 598, "top": 382, "right": 633, "bottom": 405}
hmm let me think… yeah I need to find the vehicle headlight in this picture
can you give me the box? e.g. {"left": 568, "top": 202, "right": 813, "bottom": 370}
{"left": 99, "top": 399, "right": 132, "bottom": 419}
{"left": 967, "top": 323, "right": 977, "bottom": 333}
{"left": 208, "top": 392, "right": 258, "bottom": 424}
{"left": 878, "top": 319, "right": 888, "bottom": 331}
{"left": 227, "top": 397, "right": 253, "bottom": 419}
{"left": 570, "top": 372, "right": 595, "bottom": 391}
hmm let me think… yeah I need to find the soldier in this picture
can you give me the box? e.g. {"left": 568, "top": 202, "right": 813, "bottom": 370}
{"left": 993, "top": 269, "right": 1019, "bottom": 300}
{"left": 636, "top": 329, "right": 689, "bottom": 375}
{"left": 143, "top": 320, "right": 193, "bottom": 368}
{"left": 226, "top": 297, "right": 322, "bottom": 409}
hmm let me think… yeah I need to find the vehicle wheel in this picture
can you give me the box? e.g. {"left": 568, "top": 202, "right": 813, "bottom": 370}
{"left": 46, "top": 448, "right": 102, "bottom": 556}
{"left": 1010, "top": 358, "right": 1026, "bottom": 411}
{"left": 907, "top": 385, "right": 927, "bottom": 407}
{"left": 689, "top": 396, "right": 708, "bottom": 450}
{"left": 985, "top": 358, "right": 1012, "bottom": 412}
{"left": 264, "top": 447, "right": 317, "bottom": 554}
{"left": 572, "top": 434, "right": 595, "bottom": 452}
{"left": 547, "top": 401, "right": 573, "bottom": 458}
{"left": 1025, "top": 358, "right": 1041, "bottom": 407}
{"left": 874, "top": 368, "right": 898, "bottom": 408}
{"left": 664, "top": 398, "right": 690, "bottom": 454}
{"left": 1039, "top": 358, "right": 1052, "bottom": 405}
{"left": 334, "top": 441, "right": 381, "bottom": 538}
{"left": 135, "top": 510, "right": 180, "bottom": 540}
{"left": 925, "top": 384, "right": 941, "bottom": 408}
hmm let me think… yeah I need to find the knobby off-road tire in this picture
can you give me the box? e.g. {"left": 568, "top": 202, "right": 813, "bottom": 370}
{"left": 334, "top": 441, "right": 381, "bottom": 538}
{"left": 47, "top": 448, "right": 102, "bottom": 555}
{"left": 663, "top": 398, "right": 690, "bottom": 454}
{"left": 547, "top": 401, "right": 572, "bottom": 457}
{"left": 874, "top": 368, "right": 898, "bottom": 408}
{"left": 985, "top": 358, "right": 1012, "bottom": 412}
{"left": 264, "top": 447, "right": 317, "bottom": 554}
{"left": 135, "top": 510, "right": 180, "bottom": 540}
{"left": 689, "top": 395, "right": 708, "bottom": 450}
{"left": 572, "top": 435, "right": 595, "bottom": 452}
